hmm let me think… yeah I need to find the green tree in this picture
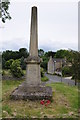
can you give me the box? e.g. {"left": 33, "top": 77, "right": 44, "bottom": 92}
{"left": 45, "top": 51, "right": 56, "bottom": 58}
{"left": 0, "top": 1, "right": 11, "bottom": 23}
{"left": 5, "top": 59, "right": 14, "bottom": 69}
{"left": 2, "top": 50, "right": 20, "bottom": 60}
{"left": 20, "top": 56, "right": 26, "bottom": 70}
{"left": 62, "top": 66, "right": 72, "bottom": 77}
{"left": 55, "top": 49, "right": 66, "bottom": 58}
{"left": 40, "top": 67, "right": 44, "bottom": 77}
{"left": 38, "top": 49, "right": 44, "bottom": 57}
{"left": 2, "top": 48, "right": 29, "bottom": 61}
{"left": 10, "top": 59, "right": 24, "bottom": 78}
{"left": 40, "top": 56, "right": 49, "bottom": 70}
{"left": 55, "top": 49, "right": 73, "bottom": 63}
{"left": 19, "top": 48, "right": 29, "bottom": 58}
{"left": 2, "top": 58, "right": 6, "bottom": 69}
{"left": 40, "top": 51, "right": 56, "bottom": 70}
{"left": 71, "top": 51, "right": 80, "bottom": 85}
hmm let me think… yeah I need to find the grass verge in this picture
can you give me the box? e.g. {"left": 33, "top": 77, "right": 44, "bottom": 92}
{"left": 2, "top": 80, "right": 78, "bottom": 118}
{"left": 41, "top": 76, "right": 49, "bottom": 82}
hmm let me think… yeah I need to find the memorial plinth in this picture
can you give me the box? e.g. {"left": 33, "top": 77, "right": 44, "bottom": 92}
{"left": 11, "top": 6, "right": 52, "bottom": 100}
{"left": 11, "top": 82, "right": 52, "bottom": 100}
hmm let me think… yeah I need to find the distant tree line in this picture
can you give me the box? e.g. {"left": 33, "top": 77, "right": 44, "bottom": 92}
{"left": 2, "top": 48, "right": 56, "bottom": 70}
{"left": 2, "top": 48, "right": 56, "bottom": 78}
{"left": 2, "top": 48, "right": 80, "bottom": 82}
{"left": 2, "top": 48, "right": 29, "bottom": 70}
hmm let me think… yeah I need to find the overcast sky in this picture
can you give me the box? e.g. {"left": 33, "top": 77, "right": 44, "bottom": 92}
{"left": 0, "top": 0, "right": 78, "bottom": 52}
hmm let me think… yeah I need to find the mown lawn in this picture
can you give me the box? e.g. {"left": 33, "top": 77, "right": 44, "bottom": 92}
{"left": 0, "top": 80, "right": 2, "bottom": 118}
{"left": 2, "top": 80, "right": 79, "bottom": 119}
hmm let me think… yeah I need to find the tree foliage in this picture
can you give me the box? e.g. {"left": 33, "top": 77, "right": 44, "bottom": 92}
{"left": 40, "top": 67, "right": 44, "bottom": 77}
{"left": 0, "top": 1, "right": 11, "bottom": 23}
{"left": 40, "top": 56, "right": 49, "bottom": 70}
{"left": 2, "top": 50, "right": 19, "bottom": 61}
{"left": 10, "top": 59, "right": 24, "bottom": 78}
{"left": 45, "top": 51, "right": 56, "bottom": 58}
{"left": 55, "top": 49, "right": 74, "bottom": 65}
{"left": 62, "top": 66, "right": 72, "bottom": 77}
{"left": 20, "top": 56, "right": 26, "bottom": 70}
{"left": 71, "top": 51, "right": 80, "bottom": 81}
{"left": 5, "top": 59, "right": 14, "bottom": 69}
{"left": 2, "top": 48, "right": 29, "bottom": 61}
{"left": 2, "top": 57, "right": 6, "bottom": 69}
{"left": 19, "top": 48, "right": 29, "bottom": 58}
{"left": 38, "top": 49, "right": 44, "bottom": 57}
{"left": 40, "top": 51, "right": 56, "bottom": 70}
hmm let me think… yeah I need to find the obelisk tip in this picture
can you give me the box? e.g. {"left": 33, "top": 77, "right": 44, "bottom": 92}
{"left": 32, "top": 6, "right": 37, "bottom": 9}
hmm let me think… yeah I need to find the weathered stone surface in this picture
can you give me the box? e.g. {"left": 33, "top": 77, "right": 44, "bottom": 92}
{"left": 29, "top": 6, "right": 38, "bottom": 57}
{"left": 10, "top": 82, "right": 52, "bottom": 100}
{"left": 26, "top": 56, "right": 41, "bottom": 63}
{"left": 26, "top": 64, "right": 41, "bottom": 86}
{"left": 48, "top": 56, "right": 66, "bottom": 74}
{"left": 25, "top": 6, "right": 41, "bottom": 86}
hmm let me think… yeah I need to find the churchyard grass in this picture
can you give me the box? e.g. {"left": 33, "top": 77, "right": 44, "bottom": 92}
{"left": 2, "top": 69, "right": 11, "bottom": 75}
{"left": 41, "top": 76, "right": 49, "bottom": 82}
{"left": 2, "top": 80, "right": 78, "bottom": 118}
{"left": 0, "top": 80, "right": 2, "bottom": 118}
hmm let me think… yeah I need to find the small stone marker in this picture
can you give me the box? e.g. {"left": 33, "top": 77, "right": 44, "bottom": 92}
{"left": 11, "top": 6, "right": 52, "bottom": 100}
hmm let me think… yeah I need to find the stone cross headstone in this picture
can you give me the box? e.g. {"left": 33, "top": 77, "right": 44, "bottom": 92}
{"left": 11, "top": 6, "right": 52, "bottom": 100}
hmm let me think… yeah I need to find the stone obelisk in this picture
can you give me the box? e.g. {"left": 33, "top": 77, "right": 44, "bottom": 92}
{"left": 26, "top": 6, "right": 41, "bottom": 86}
{"left": 11, "top": 6, "right": 52, "bottom": 100}
{"left": 29, "top": 6, "right": 38, "bottom": 57}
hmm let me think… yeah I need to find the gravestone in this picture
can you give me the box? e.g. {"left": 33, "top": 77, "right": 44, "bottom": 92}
{"left": 11, "top": 6, "right": 52, "bottom": 100}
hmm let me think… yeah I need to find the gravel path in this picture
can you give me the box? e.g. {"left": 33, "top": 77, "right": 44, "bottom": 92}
{"left": 45, "top": 73, "right": 78, "bottom": 86}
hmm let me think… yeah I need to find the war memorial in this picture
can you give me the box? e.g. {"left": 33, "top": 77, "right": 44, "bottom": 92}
{"left": 11, "top": 6, "right": 52, "bottom": 100}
